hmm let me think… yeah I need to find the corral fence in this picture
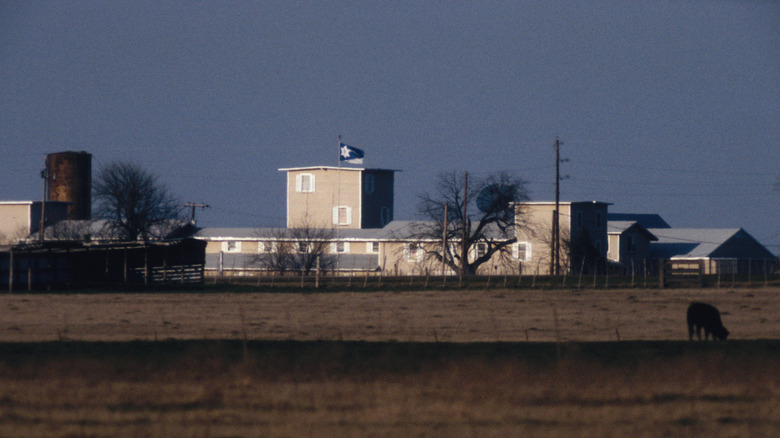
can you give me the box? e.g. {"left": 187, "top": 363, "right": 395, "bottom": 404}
{"left": 0, "top": 238, "right": 206, "bottom": 291}
{"left": 205, "top": 260, "right": 779, "bottom": 291}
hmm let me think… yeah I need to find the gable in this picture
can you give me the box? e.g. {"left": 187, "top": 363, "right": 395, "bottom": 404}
{"left": 648, "top": 228, "right": 774, "bottom": 260}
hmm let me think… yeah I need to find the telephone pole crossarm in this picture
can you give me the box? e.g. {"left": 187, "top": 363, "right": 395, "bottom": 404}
{"left": 184, "top": 202, "right": 210, "bottom": 224}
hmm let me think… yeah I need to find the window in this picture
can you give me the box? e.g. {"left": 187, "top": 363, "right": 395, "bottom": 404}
{"left": 476, "top": 242, "right": 488, "bottom": 258}
{"left": 258, "top": 241, "right": 275, "bottom": 253}
{"left": 296, "top": 241, "right": 309, "bottom": 253}
{"left": 295, "top": 173, "right": 315, "bottom": 193}
{"left": 405, "top": 242, "right": 423, "bottom": 261}
{"left": 222, "top": 241, "right": 241, "bottom": 253}
{"left": 332, "top": 241, "right": 350, "bottom": 253}
{"left": 514, "top": 242, "right": 531, "bottom": 262}
{"left": 380, "top": 206, "right": 391, "bottom": 226}
{"left": 364, "top": 174, "right": 375, "bottom": 194}
{"left": 596, "top": 211, "right": 603, "bottom": 229}
{"left": 366, "top": 241, "right": 380, "bottom": 253}
{"left": 576, "top": 211, "right": 583, "bottom": 229}
{"left": 332, "top": 206, "right": 352, "bottom": 225}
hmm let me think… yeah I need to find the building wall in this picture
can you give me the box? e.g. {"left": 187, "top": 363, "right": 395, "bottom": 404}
{"left": 0, "top": 202, "right": 70, "bottom": 243}
{"left": 515, "top": 202, "right": 609, "bottom": 275}
{"left": 197, "top": 234, "right": 524, "bottom": 276}
{"left": 0, "top": 204, "right": 32, "bottom": 243}
{"left": 609, "top": 230, "right": 654, "bottom": 273}
{"left": 607, "top": 234, "right": 620, "bottom": 262}
{"left": 515, "top": 203, "right": 569, "bottom": 275}
{"left": 360, "top": 170, "right": 394, "bottom": 228}
{"left": 285, "top": 168, "right": 362, "bottom": 229}
{"left": 569, "top": 202, "right": 608, "bottom": 255}
{"left": 380, "top": 240, "right": 524, "bottom": 276}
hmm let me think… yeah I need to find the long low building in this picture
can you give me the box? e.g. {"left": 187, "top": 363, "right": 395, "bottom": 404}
{"left": 193, "top": 221, "right": 526, "bottom": 277}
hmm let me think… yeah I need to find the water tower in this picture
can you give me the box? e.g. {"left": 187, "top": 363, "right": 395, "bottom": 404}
{"left": 46, "top": 151, "right": 92, "bottom": 220}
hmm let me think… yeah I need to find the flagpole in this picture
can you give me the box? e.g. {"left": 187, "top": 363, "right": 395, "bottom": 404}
{"left": 336, "top": 135, "right": 342, "bottom": 274}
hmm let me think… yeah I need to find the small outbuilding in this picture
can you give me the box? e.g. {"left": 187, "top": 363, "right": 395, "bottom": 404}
{"left": 648, "top": 228, "right": 777, "bottom": 275}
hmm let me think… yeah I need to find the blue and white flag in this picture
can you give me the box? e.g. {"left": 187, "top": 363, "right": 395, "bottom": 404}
{"left": 339, "top": 142, "right": 364, "bottom": 164}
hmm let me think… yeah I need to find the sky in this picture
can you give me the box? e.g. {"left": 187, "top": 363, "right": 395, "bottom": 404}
{"left": 1, "top": 1, "right": 778, "bottom": 254}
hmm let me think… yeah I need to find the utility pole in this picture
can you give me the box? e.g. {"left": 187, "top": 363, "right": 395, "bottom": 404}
{"left": 39, "top": 157, "right": 49, "bottom": 242}
{"left": 183, "top": 202, "right": 210, "bottom": 224}
{"left": 442, "top": 203, "right": 448, "bottom": 277}
{"left": 461, "top": 172, "right": 469, "bottom": 280}
{"left": 553, "top": 137, "right": 562, "bottom": 276}
{"left": 550, "top": 137, "right": 570, "bottom": 277}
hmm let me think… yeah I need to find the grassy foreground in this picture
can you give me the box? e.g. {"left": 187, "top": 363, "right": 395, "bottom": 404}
{"left": 0, "top": 340, "right": 778, "bottom": 437}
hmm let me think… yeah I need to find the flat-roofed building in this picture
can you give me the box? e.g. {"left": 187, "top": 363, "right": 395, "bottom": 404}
{"left": 279, "top": 166, "right": 396, "bottom": 229}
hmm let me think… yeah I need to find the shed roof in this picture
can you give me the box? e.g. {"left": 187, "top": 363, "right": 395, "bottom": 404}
{"left": 647, "top": 228, "right": 773, "bottom": 259}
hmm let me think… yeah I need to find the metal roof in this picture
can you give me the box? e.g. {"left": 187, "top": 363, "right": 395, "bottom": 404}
{"left": 194, "top": 220, "right": 514, "bottom": 242}
{"left": 607, "top": 221, "right": 658, "bottom": 240}
{"left": 608, "top": 213, "right": 671, "bottom": 229}
{"left": 648, "top": 228, "right": 742, "bottom": 259}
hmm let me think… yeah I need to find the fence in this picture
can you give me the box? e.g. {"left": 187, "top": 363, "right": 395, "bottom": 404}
{"left": 0, "top": 238, "right": 206, "bottom": 291}
{"left": 206, "top": 264, "right": 779, "bottom": 291}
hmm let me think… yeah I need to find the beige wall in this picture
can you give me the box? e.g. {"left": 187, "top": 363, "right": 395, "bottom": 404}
{"left": 0, "top": 204, "right": 32, "bottom": 243}
{"left": 286, "top": 168, "right": 362, "bottom": 229}
{"left": 381, "top": 240, "right": 523, "bottom": 276}
{"left": 515, "top": 202, "right": 609, "bottom": 275}
{"left": 199, "top": 236, "right": 522, "bottom": 276}
{"left": 515, "top": 203, "right": 569, "bottom": 275}
{"left": 608, "top": 234, "right": 620, "bottom": 261}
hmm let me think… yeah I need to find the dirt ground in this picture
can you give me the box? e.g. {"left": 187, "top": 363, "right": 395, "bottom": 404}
{"left": 1, "top": 287, "right": 777, "bottom": 342}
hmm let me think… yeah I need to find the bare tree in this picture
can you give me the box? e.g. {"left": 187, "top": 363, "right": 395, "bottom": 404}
{"left": 253, "top": 232, "right": 295, "bottom": 275}
{"left": 93, "top": 161, "right": 182, "bottom": 241}
{"left": 416, "top": 171, "right": 529, "bottom": 276}
{"left": 252, "top": 216, "right": 336, "bottom": 275}
{"left": 287, "top": 224, "right": 336, "bottom": 275}
{"left": 48, "top": 221, "right": 92, "bottom": 241}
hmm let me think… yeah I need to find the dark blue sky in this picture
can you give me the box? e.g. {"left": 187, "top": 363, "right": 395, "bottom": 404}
{"left": 1, "top": 1, "right": 778, "bottom": 253}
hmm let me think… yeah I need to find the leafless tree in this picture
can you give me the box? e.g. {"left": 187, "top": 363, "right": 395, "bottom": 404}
{"left": 415, "top": 171, "right": 529, "bottom": 276}
{"left": 93, "top": 161, "right": 182, "bottom": 241}
{"left": 252, "top": 215, "right": 336, "bottom": 275}
{"left": 48, "top": 221, "right": 92, "bottom": 241}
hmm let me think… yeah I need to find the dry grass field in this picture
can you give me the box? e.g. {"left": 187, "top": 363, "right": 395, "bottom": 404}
{"left": 1, "top": 287, "right": 778, "bottom": 342}
{"left": 0, "top": 286, "right": 778, "bottom": 437}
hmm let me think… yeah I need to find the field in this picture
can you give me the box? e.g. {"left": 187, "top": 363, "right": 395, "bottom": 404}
{"left": 0, "top": 286, "right": 779, "bottom": 437}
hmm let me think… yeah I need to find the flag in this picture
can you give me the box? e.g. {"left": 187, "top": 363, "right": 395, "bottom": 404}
{"left": 339, "top": 142, "right": 364, "bottom": 164}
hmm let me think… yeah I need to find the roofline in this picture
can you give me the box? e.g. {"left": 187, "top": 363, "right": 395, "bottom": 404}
{"left": 0, "top": 200, "right": 71, "bottom": 205}
{"left": 513, "top": 200, "right": 613, "bottom": 206}
{"left": 278, "top": 166, "right": 401, "bottom": 172}
{"left": 193, "top": 234, "right": 448, "bottom": 243}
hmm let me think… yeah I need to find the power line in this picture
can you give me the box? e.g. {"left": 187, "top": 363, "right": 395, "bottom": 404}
{"left": 569, "top": 159, "right": 776, "bottom": 177}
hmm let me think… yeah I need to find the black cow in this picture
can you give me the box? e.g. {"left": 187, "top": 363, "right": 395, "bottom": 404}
{"left": 687, "top": 302, "right": 729, "bottom": 340}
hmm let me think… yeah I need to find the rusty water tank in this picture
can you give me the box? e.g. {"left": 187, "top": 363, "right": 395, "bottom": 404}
{"left": 46, "top": 151, "right": 92, "bottom": 220}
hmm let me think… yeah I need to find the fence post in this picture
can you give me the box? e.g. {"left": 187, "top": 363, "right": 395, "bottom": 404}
{"left": 8, "top": 249, "right": 13, "bottom": 293}
{"left": 659, "top": 259, "right": 665, "bottom": 289}
{"left": 698, "top": 260, "right": 704, "bottom": 288}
